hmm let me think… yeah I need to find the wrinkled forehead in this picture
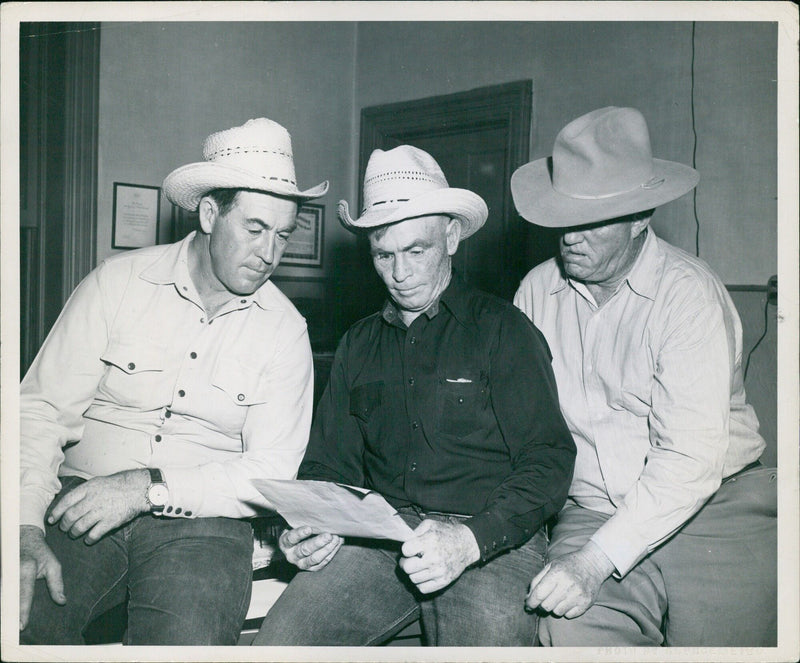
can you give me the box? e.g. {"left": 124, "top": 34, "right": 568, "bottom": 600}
{"left": 368, "top": 214, "right": 452, "bottom": 246}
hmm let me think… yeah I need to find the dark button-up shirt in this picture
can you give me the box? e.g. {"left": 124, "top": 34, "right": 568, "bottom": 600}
{"left": 299, "top": 274, "right": 575, "bottom": 561}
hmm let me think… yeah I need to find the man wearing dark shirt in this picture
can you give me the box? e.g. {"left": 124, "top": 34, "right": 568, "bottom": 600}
{"left": 253, "top": 146, "right": 575, "bottom": 646}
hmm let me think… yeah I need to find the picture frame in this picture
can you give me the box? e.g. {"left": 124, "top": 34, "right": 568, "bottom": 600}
{"left": 283, "top": 202, "right": 324, "bottom": 267}
{"left": 111, "top": 182, "right": 161, "bottom": 249}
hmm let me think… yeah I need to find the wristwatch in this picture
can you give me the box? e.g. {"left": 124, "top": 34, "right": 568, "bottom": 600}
{"left": 145, "top": 468, "right": 169, "bottom": 513}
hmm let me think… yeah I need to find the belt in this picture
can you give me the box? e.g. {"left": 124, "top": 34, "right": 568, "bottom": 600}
{"left": 722, "top": 459, "right": 762, "bottom": 484}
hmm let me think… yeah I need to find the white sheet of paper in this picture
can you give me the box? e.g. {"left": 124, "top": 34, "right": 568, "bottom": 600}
{"left": 250, "top": 479, "right": 416, "bottom": 542}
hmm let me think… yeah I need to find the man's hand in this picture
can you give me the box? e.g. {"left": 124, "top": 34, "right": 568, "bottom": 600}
{"left": 399, "top": 519, "right": 480, "bottom": 594}
{"left": 19, "top": 525, "right": 65, "bottom": 631}
{"left": 47, "top": 469, "right": 151, "bottom": 545}
{"left": 279, "top": 525, "right": 343, "bottom": 571}
{"left": 525, "top": 541, "right": 615, "bottom": 619}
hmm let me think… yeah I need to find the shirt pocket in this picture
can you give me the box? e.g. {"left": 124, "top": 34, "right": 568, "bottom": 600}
{"left": 99, "top": 337, "right": 171, "bottom": 409}
{"left": 212, "top": 360, "right": 270, "bottom": 407}
{"left": 437, "top": 370, "right": 489, "bottom": 439}
{"left": 349, "top": 381, "right": 384, "bottom": 423}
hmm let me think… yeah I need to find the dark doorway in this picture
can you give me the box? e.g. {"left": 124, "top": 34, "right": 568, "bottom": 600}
{"left": 353, "top": 80, "right": 557, "bottom": 310}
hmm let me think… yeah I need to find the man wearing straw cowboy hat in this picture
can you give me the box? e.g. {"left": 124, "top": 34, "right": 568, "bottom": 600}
{"left": 513, "top": 107, "right": 777, "bottom": 646}
{"left": 19, "top": 118, "right": 327, "bottom": 645}
{"left": 253, "top": 145, "right": 576, "bottom": 646}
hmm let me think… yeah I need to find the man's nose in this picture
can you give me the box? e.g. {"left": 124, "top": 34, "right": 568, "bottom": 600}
{"left": 561, "top": 230, "right": 584, "bottom": 246}
{"left": 392, "top": 255, "right": 411, "bottom": 282}
{"left": 255, "top": 232, "right": 276, "bottom": 264}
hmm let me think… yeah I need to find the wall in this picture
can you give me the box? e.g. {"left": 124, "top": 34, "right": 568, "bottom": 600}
{"left": 354, "top": 21, "right": 777, "bottom": 286}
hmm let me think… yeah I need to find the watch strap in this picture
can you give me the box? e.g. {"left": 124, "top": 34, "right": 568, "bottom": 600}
{"left": 146, "top": 467, "right": 167, "bottom": 512}
{"left": 148, "top": 467, "right": 164, "bottom": 484}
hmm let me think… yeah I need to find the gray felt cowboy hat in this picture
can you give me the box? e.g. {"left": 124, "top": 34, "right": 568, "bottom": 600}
{"left": 163, "top": 118, "right": 328, "bottom": 211}
{"left": 338, "top": 145, "right": 488, "bottom": 240}
{"left": 511, "top": 107, "right": 699, "bottom": 228}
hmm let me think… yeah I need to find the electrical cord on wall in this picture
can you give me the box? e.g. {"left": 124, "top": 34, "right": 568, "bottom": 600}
{"left": 744, "top": 276, "right": 777, "bottom": 381}
{"left": 690, "top": 21, "right": 701, "bottom": 257}
{"left": 743, "top": 293, "right": 770, "bottom": 381}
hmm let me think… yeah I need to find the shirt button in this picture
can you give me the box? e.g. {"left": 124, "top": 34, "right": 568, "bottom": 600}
{"left": 410, "top": 337, "right": 417, "bottom": 344}
{"left": 155, "top": 435, "right": 162, "bottom": 442}
{"left": 190, "top": 352, "right": 197, "bottom": 359}
{"left": 200, "top": 317, "right": 205, "bottom": 323}
{"left": 411, "top": 421, "right": 419, "bottom": 430}
{"left": 240, "top": 299, "right": 247, "bottom": 304}
{"left": 237, "top": 393, "right": 245, "bottom": 402}
{"left": 127, "top": 362, "right": 135, "bottom": 370}
{"left": 410, "top": 462, "right": 417, "bottom": 472}
{"left": 457, "top": 397, "right": 464, "bottom": 404}
{"left": 408, "top": 378, "right": 415, "bottom": 386}
{"left": 178, "top": 390, "right": 186, "bottom": 397}
{"left": 165, "top": 410, "right": 171, "bottom": 418}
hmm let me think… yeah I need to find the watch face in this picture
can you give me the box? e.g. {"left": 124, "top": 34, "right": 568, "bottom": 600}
{"left": 148, "top": 484, "right": 169, "bottom": 507}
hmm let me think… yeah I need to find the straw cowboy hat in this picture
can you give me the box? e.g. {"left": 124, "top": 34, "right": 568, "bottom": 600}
{"left": 511, "top": 107, "right": 699, "bottom": 228}
{"left": 163, "top": 118, "right": 328, "bottom": 211}
{"left": 338, "top": 145, "right": 488, "bottom": 240}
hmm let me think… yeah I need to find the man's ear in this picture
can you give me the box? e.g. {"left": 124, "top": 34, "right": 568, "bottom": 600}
{"left": 197, "top": 197, "right": 217, "bottom": 234}
{"left": 630, "top": 214, "right": 652, "bottom": 240}
{"left": 445, "top": 218, "right": 462, "bottom": 256}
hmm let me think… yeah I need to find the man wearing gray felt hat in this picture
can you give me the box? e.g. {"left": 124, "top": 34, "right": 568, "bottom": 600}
{"left": 513, "top": 106, "right": 776, "bottom": 646}
{"left": 19, "top": 117, "right": 327, "bottom": 645}
{"left": 254, "top": 145, "right": 576, "bottom": 646}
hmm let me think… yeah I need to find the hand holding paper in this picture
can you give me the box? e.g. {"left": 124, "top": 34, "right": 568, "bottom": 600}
{"left": 250, "top": 479, "right": 415, "bottom": 542}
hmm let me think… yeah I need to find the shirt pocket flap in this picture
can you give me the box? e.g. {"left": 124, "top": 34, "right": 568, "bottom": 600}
{"left": 101, "top": 338, "right": 165, "bottom": 374}
{"left": 212, "top": 362, "right": 268, "bottom": 406}
{"left": 349, "top": 381, "right": 384, "bottom": 422}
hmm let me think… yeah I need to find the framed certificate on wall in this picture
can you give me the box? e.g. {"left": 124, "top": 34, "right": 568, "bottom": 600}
{"left": 283, "top": 202, "right": 324, "bottom": 267}
{"left": 112, "top": 182, "right": 161, "bottom": 249}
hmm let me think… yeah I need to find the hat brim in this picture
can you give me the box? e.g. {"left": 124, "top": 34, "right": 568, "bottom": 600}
{"left": 163, "top": 162, "right": 329, "bottom": 211}
{"left": 511, "top": 157, "right": 699, "bottom": 228}
{"left": 338, "top": 188, "right": 488, "bottom": 241}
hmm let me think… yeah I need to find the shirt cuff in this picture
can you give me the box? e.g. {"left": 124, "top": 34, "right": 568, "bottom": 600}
{"left": 465, "top": 511, "right": 530, "bottom": 563}
{"left": 158, "top": 467, "right": 203, "bottom": 518}
{"left": 589, "top": 515, "right": 649, "bottom": 577}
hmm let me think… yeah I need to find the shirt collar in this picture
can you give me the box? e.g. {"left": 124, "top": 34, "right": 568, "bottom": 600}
{"left": 381, "top": 271, "right": 471, "bottom": 328}
{"left": 622, "top": 228, "right": 660, "bottom": 300}
{"left": 139, "top": 231, "right": 284, "bottom": 311}
{"left": 548, "top": 228, "right": 660, "bottom": 302}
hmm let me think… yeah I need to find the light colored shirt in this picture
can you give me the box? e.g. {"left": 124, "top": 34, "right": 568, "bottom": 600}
{"left": 21, "top": 232, "right": 313, "bottom": 531}
{"left": 514, "top": 229, "right": 765, "bottom": 576}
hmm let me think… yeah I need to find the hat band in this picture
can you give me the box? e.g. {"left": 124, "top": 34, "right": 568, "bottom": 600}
{"left": 206, "top": 146, "right": 293, "bottom": 160}
{"left": 361, "top": 198, "right": 410, "bottom": 214}
{"left": 558, "top": 176, "right": 665, "bottom": 201}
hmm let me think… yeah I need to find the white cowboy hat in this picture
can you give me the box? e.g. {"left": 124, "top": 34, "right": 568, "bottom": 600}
{"left": 511, "top": 107, "right": 699, "bottom": 228}
{"left": 163, "top": 118, "right": 328, "bottom": 211}
{"left": 338, "top": 145, "right": 488, "bottom": 240}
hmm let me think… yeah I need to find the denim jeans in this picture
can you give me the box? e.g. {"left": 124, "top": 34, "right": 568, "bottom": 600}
{"left": 21, "top": 476, "right": 254, "bottom": 645}
{"left": 253, "top": 510, "right": 546, "bottom": 646}
{"left": 539, "top": 466, "right": 777, "bottom": 646}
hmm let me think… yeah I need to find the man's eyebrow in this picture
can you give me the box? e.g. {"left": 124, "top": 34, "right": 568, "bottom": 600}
{"left": 245, "top": 217, "right": 297, "bottom": 233}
